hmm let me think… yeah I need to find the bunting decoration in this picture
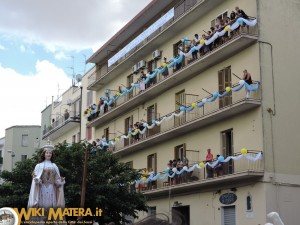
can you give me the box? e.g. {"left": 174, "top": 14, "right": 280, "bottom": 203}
{"left": 87, "top": 18, "right": 257, "bottom": 110}
{"left": 134, "top": 150, "right": 262, "bottom": 186}
{"left": 90, "top": 80, "right": 260, "bottom": 150}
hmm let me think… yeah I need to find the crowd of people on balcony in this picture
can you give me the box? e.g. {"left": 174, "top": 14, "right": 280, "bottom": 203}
{"left": 90, "top": 135, "right": 109, "bottom": 154}
{"left": 176, "top": 6, "right": 252, "bottom": 67}
{"left": 84, "top": 6, "right": 254, "bottom": 122}
{"left": 135, "top": 148, "right": 228, "bottom": 192}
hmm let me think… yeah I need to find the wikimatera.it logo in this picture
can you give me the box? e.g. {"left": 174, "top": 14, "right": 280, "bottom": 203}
{"left": 0, "top": 207, "right": 103, "bottom": 225}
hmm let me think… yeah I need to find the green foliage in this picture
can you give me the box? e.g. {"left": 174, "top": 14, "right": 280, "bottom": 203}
{"left": 0, "top": 142, "right": 147, "bottom": 224}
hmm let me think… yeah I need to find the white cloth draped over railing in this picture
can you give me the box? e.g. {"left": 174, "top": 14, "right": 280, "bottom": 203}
{"left": 134, "top": 151, "right": 262, "bottom": 186}
{"left": 91, "top": 17, "right": 257, "bottom": 110}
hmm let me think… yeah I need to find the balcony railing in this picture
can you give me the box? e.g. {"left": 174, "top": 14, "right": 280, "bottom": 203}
{"left": 87, "top": 32, "right": 258, "bottom": 128}
{"left": 134, "top": 150, "right": 264, "bottom": 197}
{"left": 108, "top": 83, "right": 261, "bottom": 156}
{"left": 42, "top": 111, "right": 81, "bottom": 140}
{"left": 87, "top": 0, "right": 203, "bottom": 88}
{"left": 87, "top": 0, "right": 254, "bottom": 90}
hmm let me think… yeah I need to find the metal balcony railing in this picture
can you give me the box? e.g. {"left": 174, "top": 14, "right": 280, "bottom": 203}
{"left": 87, "top": 0, "right": 200, "bottom": 87}
{"left": 108, "top": 82, "right": 261, "bottom": 153}
{"left": 134, "top": 150, "right": 264, "bottom": 193}
{"left": 42, "top": 111, "right": 80, "bottom": 136}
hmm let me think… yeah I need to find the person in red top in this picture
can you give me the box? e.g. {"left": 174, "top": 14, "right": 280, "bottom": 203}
{"left": 205, "top": 148, "right": 214, "bottom": 178}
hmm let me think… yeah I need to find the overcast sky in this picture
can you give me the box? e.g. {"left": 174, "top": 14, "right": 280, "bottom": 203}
{"left": 0, "top": 0, "right": 152, "bottom": 137}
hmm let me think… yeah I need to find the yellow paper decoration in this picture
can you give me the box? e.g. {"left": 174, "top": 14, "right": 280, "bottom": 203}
{"left": 200, "top": 39, "right": 205, "bottom": 44}
{"left": 191, "top": 102, "right": 197, "bottom": 108}
{"left": 225, "top": 87, "right": 231, "bottom": 92}
{"left": 241, "top": 148, "right": 248, "bottom": 154}
{"left": 199, "top": 162, "right": 205, "bottom": 168}
{"left": 225, "top": 25, "right": 230, "bottom": 31}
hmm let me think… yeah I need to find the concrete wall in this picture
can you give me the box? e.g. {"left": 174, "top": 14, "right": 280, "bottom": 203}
{"left": 257, "top": 0, "right": 300, "bottom": 223}
{"left": 3, "top": 126, "right": 40, "bottom": 171}
{"left": 138, "top": 183, "right": 266, "bottom": 225}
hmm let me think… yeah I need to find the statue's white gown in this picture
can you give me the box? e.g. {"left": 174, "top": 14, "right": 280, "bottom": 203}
{"left": 28, "top": 160, "right": 65, "bottom": 210}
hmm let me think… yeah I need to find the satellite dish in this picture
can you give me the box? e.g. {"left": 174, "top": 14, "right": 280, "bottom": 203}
{"left": 76, "top": 74, "right": 82, "bottom": 82}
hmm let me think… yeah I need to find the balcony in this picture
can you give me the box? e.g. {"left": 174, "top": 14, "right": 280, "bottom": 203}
{"left": 87, "top": 0, "right": 242, "bottom": 90}
{"left": 109, "top": 84, "right": 261, "bottom": 157}
{"left": 87, "top": 32, "right": 258, "bottom": 128}
{"left": 42, "top": 111, "right": 80, "bottom": 141}
{"left": 137, "top": 150, "right": 264, "bottom": 198}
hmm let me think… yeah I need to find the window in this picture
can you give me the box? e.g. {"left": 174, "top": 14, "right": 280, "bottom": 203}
{"left": 175, "top": 90, "right": 186, "bottom": 125}
{"left": 218, "top": 66, "right": 232, "bottom": 108}
{"left": 127, "top": 74, "right": 133, "bottom": 99}
{"left": 222, "top": 206, "right": 236, "bottom": 225}
{"left": 148, "top": 60, "right": 157, "bottom": 73}
{"left": 72, "top": 135, "right": 76, "bottom": 144}
{"left": 211, "top": 11, "right": 228, "bottom": 28}
{"left": 147, "top": 104, "right": 160, "bottom": 136}
{"left": 21, "top": 155, "right": 27, "bottom": 161}
{"left": 147, "top": 153, "right": 157, "bottom": 173}
{"left": 147, "top": 153, "right": 157, "bottom": 190}
{"left": 21, "top": 134, "right": 28, "bottom": 147}
{"left": 87, "top": 127, "right": 92, "bottom": 141}
{"left": 174, "top": 144, "right": 186, "bottom": 160}
{"left": 124, "top": 116, "right": 133, "bottom": 146}
{"left": 77, "top": 132, "right": 81, "bottom": 143}
{"left": 86, "top": 91, "right": 93, "bottom": 107}
{"left": 172, "top": 206, "right": 190, "bottom": 225}
{"left": 146, "top": 60, "right": 157, "bottom": 88}
{"left": 246, "top": 193, "right": 253, "bottom": 211}
{"left": 221, "top": 129, "right": 233, "bottom": 175}
{"left": 148, "top": 206, "right": 156, "bottom": 216}
{"left": 104, "top": 127, "right": 109, "bottom": 141}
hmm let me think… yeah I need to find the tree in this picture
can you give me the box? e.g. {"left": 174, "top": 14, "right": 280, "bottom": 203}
{"left": 0, "top": 142, "right": 148, "bottom": 224}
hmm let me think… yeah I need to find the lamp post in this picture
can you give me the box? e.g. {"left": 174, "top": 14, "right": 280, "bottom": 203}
{"left": 7, "top": 150, "right": 15, "bottom": 171}
{"left": 79, "top": 85, "right": 88, "bottom": 214}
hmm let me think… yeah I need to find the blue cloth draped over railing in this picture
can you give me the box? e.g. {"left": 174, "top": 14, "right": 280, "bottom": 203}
{"left": 95, "top": 17, "right": 257, "bottom": 107}
{"left": 91, "top": 80, "right": 260, "bottom": 149}
{"left": 135, "top": 151, "right": 262, "bottom": 186}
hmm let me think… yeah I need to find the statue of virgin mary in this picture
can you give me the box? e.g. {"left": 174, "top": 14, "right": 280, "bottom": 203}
{"left": 28, "top": 143, "right": 65, "bottom": 211}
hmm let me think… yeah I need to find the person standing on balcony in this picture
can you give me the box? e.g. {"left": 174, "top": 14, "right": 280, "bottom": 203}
{"left": 205, "top": 148, "right": 214, "bottom": 178}
{"left": 242, "top": 69, "right": 252, "bottom": 98}
{"left": 161, "top": 57, "right": 169, "bottom": 78}
{"left": 101, "top": 135, "right": 108, "bottom": 152}
{"left": 139, "top": 71, "right": 146, "bottom": 93}
{"left": 235, "top": 6, "right": 250, "bottom": 33}
{"left": 214, "top": 154, "right": 224, "bottom": 176}
{"left": 64, "top": 109, "right": 69, "bottom": 120}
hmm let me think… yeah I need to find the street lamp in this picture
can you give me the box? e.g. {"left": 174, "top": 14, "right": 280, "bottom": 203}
{"left": 7, "top": 150, "right": 15, "bottom": 170}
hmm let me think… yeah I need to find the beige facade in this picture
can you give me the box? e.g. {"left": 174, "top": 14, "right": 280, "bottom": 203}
{"left": 76, "top": 0, "right": 299, "bottom": 224}
{"left": 2, "top": 126, "right": 41, "bottom": 172}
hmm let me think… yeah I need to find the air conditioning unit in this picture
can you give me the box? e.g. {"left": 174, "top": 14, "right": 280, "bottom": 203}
{"left": 132, "top": 64, "right": 138, "bottom": 73}
{"left": 137, "top": 60, "right": 146, "bottom": 69}
{"left": 152, "top": 50, "right": 161, "bottom": 59}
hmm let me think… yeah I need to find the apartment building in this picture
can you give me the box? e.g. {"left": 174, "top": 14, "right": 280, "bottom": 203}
{"left": 0, "top": 137, "right": 4, "bottom": 173}
{"left": 83, "top": 0, "right": 299, "bottom": 224}
{"left": 2, "top": 126, "right": 41, "bottom": 172}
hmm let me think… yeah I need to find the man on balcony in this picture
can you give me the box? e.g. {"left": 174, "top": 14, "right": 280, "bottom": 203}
{"left": 205, "top": 148, "right": 214, "bottom": 178}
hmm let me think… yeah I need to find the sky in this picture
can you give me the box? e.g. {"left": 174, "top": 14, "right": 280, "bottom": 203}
{"left": 0, "top": 0, "right": 152, "bottom": 137}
